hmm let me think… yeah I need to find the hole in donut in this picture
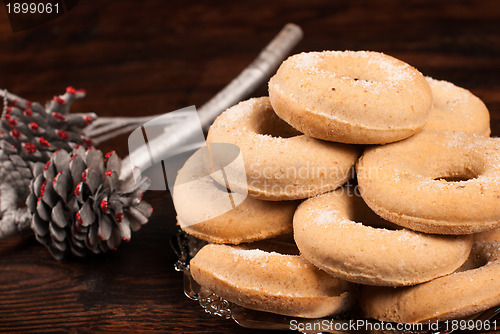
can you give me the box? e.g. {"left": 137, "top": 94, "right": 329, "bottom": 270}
{"left": 238, "top": 240, "right": 300, "bottom": 256}
{"left": 433, "top": 169, "right": 479, "bottom": 183}
{"left": 256, "top": 111, "right": 302, "bottom": 138}
{"left": 347, "top": 192, "right": 402, "bottom": 231}
{"left": 454, "top": 245, "right": 490, "bottom": 273}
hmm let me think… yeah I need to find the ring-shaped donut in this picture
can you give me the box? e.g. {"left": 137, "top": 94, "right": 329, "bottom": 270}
{"left": 361, "top": 240, "right": 500, "bottom": 323}
{"left": 475, "top": 228, "right": 500, "bottom": 243}
{"left": 268, "top": 51, "right": 432, "bottom": 144}
{"left": 173, "top": 148, "right": 299, "bottom": 244}
{"left": 190, "top": 242, "right": 354, "bottom": 318}
{"left": 206, "top": 97, "right": 361, "bottom": 200}
{"left": 293, "top": 187, "right": 472, "bottom": 286}
{"left": 357, "top": 130, "right": 500, "bottom": 234}
{"left": 424, "top": 77, "right": 490, "bottom": 136}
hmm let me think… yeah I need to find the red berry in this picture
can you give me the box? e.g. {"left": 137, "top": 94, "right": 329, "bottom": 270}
{"left": 29, "top": 122, "right": 39, "bottom": 131}
{"left": 81, "top": 169, "right": 88, "bottom": 181}
{"left": 25, "top": 100, "right": 32, "bottom": 108}
{"left": 53, "top": 96, "right": 65, "bottom": 104}
{"left": 57, "top": 130, "right": 69, "bottom": 140}
{"left": 66, "top": 86, "right": 76, "bottom": 94}
{"left": 115, "top": 213, "right": 123, "bottom": 223}
{"left": 83, "top": 116, "right": 93, "bottom": 125}
{"left": 53, "top": 171, "right": 62, "bottom": 185}
{"left": 44, "top": 161, "right": 51, "bottom": 170}
{"left": 74, "top": 183, "right": 82, "bottom": 196}
{"left": 100, "top": 199, "right": 109, "bottom": 214}
{"left": 24, "top": 142, "right": 36, "bottom": 153}
{"left": 9, "top": 118, "right": 17, "bottom": 127}
{"left": 24, "top": 108, "right": 33, "bottom": 117}
{"left": 40, "top": 180, "right": 47, "bottom": 197}
{"left": 104, "top": 151, "right": 115, "bottom": 162}
{"left": 105, "top": 170, "right": 113, "bottom": 177}
{"left": 10, "top": 129, "right": 21, "bottom": 139}
{"left": 38, "top": 137, "right": 51, "bottom": 147}
{"left": 52, "top": 112, "right": 66, "bottom": 121}
{"left": 75, "top": 212, "right": 83, "bottom": 225}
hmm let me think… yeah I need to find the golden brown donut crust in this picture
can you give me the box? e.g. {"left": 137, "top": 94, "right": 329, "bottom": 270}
{"left": 293, "top": 188, "right": 472, "bottom": 286}
{"left": 269, "top": 51, "right": 432, "bottom": 144}
{"left": 206, "top": 97, "right": 361, "bottom": 200}
{"left": 475, "top": 228, "right": 500, "bottom": 243}
{"left": 361, "top": 241, "right": 500, "bottom": 323}
{"left": 173, "top": 148, "right": 298, "bottom": 244}
{"left": 357, "top": 130, "right": 500, "bottom": 234}
{"left": 190, "top": 243, "right": 354, "bottom": 318}
{"left": 424, "top": 77, "right": 490, "bottom": 136}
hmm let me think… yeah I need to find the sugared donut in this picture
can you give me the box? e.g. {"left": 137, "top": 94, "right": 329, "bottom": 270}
{"left": 206, "top": 97, "right": 361, "bottom": 201}
{"left": 424, "top": 77, "right": 490, "bottom": 136}
{"left": 190, "top": 242, "right": 354, "bottom": 318}
{"left": 357, "top": 130, "right": 500, "bottom": 234}
{"left": 475, "top": 228, "right": 500, "bottom": 243}
{"left": 173, "top": 148, "right": 299, "bottom": 244}
{"left": 361, "top": 240, "right": 500, "bottom": 323}
{"left": 268, "top": 51, "right": 432, "bottom": 144}
{"left": 293, "top": 187, "right": 472, "bottom": 286}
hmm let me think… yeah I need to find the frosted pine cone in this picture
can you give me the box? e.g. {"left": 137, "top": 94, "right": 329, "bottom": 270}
{"left": 0, "top": 87, "right": 96, "bottom": 200}
{"left": 27, "top": 146, "right": 152, "bottom": 260}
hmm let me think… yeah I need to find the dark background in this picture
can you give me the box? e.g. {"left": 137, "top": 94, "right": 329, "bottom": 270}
{"left": 0, "top": 0, "right": 499, "bottom": 333}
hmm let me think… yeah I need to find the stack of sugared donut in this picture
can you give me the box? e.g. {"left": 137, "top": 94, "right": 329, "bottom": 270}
{"left": 173, "top": 50, "right": 500, "bottom": 323}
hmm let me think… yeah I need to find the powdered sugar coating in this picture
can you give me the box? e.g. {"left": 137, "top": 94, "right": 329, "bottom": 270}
{"left": 190, "top": 243, "right": 354, "bottom": 317}
{"left": 290, "top": 51, "right": 413, "bottom": 83}
{"left": 358, "top": 130, "right": 500, "bottom": 234}
{"left": 207, "top": 97, "right": 360, "bottom": 200}
{"left": 269, "top": 50, "right": 432, "bottom": 144}
{"left": 294, "top": 188, "right": 473, "bottom": 286}
{"left": 423, "top": 77, "right": 491, "bottom": 136}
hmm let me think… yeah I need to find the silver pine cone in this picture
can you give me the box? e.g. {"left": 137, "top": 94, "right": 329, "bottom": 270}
{"left": 27, "top": 146, "right": 152, "bottom": 260}
{"left": 0, "top": 87, "right": 96, "bottom": 200}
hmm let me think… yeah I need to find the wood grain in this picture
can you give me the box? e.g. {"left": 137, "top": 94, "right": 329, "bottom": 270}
{"left": 0, "top": 0, "right": 499, "bottom": 332}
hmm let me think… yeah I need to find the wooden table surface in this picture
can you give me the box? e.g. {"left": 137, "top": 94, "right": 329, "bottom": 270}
{"left": 0, "top": 0, "right": 499, "bottom": 333}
